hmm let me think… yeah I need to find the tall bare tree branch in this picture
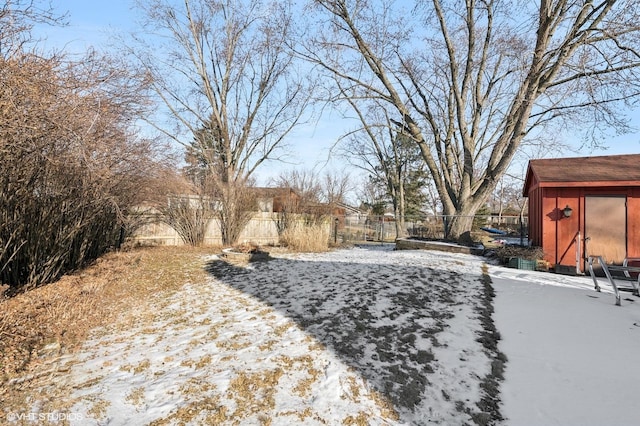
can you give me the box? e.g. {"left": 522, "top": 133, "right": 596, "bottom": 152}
{"left": 302, "top": 0, "right": 640, "bottom": 238}
{"left": 129, "top": 0, "right": 314, "bottom": 245}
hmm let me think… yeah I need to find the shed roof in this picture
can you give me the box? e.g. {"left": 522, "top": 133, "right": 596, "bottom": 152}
{"left": 523, "top": 153, "right": 640, "bottom": 195}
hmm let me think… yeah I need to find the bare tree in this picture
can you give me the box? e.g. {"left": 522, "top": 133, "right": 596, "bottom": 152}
{"left": 356, "top": 177, "right": 387, "bottom": 216}
{"left": 321, "top": 169, "right": 353, "bottom": 206}
{"left": 269, "top": 168, "right": 322, "bottom": 233}
{"left": 270, "top": 169, "right": 324, "bottom": 206}
{"left": 339, "top": 100, "right": 429, "bottom": 236}
{"left": 0, "top": 0, "right": 65, "bottom": 57}
{"left": 130, "top": 0, "right": 312, "bottom": 245}
{"left": 302, "top": 0, "right": 640, "bottom": 239}
{"left": 490, "top": 174, "right": 527, "bottom": 221}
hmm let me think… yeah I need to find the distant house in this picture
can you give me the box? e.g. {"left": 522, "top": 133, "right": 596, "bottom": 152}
{"left": 523, "top": 153, "right": 640, "bottom": 273}
{"left": 486, "top": 207, "right": 526, "bottom": 227}
{"left": 252, "top": 187, "right": 300, "bottom": 213}
{"left": 302, "top": 201, "right": 362, "bottom": 226}
{"left": 331, "top": 202, "right": 365, "bottom": 227}
{"left": 338, "top": 202, "right": 365, "bottom": 225}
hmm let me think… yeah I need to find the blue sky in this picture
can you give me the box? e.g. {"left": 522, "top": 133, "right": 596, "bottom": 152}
{"left": 41, "top": 1, "right": 138, "bottom": 52}
{"left": 37, "top": 1, "right": 350, "bottom": 186}
{"left": 37, "top": 1, "right": 640, "bottom": 186}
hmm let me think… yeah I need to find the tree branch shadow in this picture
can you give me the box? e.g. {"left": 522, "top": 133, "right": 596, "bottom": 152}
{"left": 205, "top": 249, "right": 501, "bottom": 422}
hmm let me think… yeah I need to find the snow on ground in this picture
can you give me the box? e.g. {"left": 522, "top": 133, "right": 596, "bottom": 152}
{"left": 20, "top": 246, "right": 640, "bottom": 425}
{"left": 489, "top": 266, "right": 640, "bottom": 426}
{"left": 34, "top": 245, "right": 497, "bottom": 425}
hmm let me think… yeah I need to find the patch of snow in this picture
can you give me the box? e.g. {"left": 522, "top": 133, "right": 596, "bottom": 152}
{"left": 21, "top": 246, "right": 640, "bottom": 425}
{"left": 489, "top": 265, "right": 640, "bottom": 426}
{"left": 51, "top": 247, "right": 497, "bottom": 425}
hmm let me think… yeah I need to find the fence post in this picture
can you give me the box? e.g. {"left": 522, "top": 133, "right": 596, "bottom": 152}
{"left": 443, "top": 216, "right": 449, "bottom": 240}
{"left": 334, "top": 217, "right": 339, "bottom": 244}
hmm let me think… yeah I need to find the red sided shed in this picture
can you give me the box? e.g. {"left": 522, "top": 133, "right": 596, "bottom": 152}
{"left": 523, "top": 154, "right": 640, "bottom": 273}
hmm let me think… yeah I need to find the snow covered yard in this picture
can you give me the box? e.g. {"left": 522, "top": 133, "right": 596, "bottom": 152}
{"left": 489, "top": 267, "right": 640, "bottom": 426}
{"left": 26, "top": 245, "right": 502, "bottom": 425}
{"left": 7, "top": 245, "right": 639, "bottom": 425}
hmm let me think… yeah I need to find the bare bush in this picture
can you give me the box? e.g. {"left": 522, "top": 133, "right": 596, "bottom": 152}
{"left": 161, "top": 195, "right": 214, "bottom": 247}
{"left": 158, "top": 174, "right": 214, "bottom": 247}
{"left": 0, "top": 50, "right": 159, "bottom": 290}
{"left": 215, "top": 178, "right": 258, "bottom": 246}
{"left": 494, "top": 246, "right": 545, "bottom": 264}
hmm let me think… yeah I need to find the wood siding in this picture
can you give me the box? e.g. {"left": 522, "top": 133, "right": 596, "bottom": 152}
{"left": 527, "top": 186, "right": 543, "bottom": 247}
{"left": 525, "top": 155, "right": 640, "bottom": 273}
{"left": 528, "top": 184, "right": 640, "bottom": 272}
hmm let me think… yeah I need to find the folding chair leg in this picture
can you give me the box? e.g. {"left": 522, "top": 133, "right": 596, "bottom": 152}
{"left": 600, "top": 256, "right": 622, "bottom": 306}
{"left": 587, "top": 257, "right": 601, "bottom": 292}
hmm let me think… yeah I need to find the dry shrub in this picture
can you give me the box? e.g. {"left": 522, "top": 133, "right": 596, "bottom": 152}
{"left": 280, "top": 221, "right": 330, "bottom": 253}
{"left": 233, "top": 242, "right": 261, "bottom": 253}
{"left": 494, "top": 245, "right": 545, "bottom": 264}
{"left": 0, "top": 51, "right": 163, "bottom": 290}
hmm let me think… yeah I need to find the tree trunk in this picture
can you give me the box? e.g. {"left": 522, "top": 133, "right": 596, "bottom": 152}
{"left": 394, "top": 205, "right": 406, "bottom": 239}
{"left": 443, "top": 195, "right": 486, "bottom": 242}
{"left": 445, "top": 214, "right": 475, "bottom": 243}
{"left": 215, "top": 178, "right": 256, "bottom": 246}
{"left": 398, "top": 177, "right": 407, "bottom": 238}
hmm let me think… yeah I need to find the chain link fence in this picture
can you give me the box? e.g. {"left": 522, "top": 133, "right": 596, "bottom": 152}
{"left": 336, "top": 214, "right": 528, "bottom": 244}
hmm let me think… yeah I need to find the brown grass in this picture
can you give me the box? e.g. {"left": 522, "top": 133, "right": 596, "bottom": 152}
{"left": 280, "top": 221, "right": 331, "bottom": 252}
{"left": 1, "top": 242, "right": 395, "bottom": 423}
{"left": 227, "top": 368, "right": 284, "bottom": 423}
{"left": 343, "top": 412, "right": 370, "bottom": 425}
{"left": 0, "top": 245, "right": 216, "bottom": 408}
{"left": 125, "top": 386, "right": 146, "bottom": 407}
{"left": 274, "top": 354, "right": 321, "bottom": 398}
{"left": 149, "top": 396, "right": 225, "bottom": 426}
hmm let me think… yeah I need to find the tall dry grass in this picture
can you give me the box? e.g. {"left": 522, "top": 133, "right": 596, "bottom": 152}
{"left": 280, "top": 221, "right": 331, "bottom": 252}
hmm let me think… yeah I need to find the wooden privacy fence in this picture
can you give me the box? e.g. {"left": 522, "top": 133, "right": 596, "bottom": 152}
{"left": 131, "top": 212, "right": 283, "bottom": 246}
{"left": 131, "top": 212, "right": 528, "bottom": 246}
